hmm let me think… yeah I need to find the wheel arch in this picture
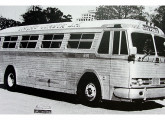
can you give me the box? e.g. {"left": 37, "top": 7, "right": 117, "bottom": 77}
{"left": 76, "top": 69, "right": 103, "bottom": 97}
{"left": 4, "top": 65, "right": 16, "bottom": 84}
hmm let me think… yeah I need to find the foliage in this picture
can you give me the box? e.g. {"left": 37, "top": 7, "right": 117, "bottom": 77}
{"left": 152, "top": 6, "right": 165, "bottom": 33}
{"left": 0, "top": 16, "right": 21, "bottom": 30}
{"left": 22, "top": 6, "right": 72, "bottom": 25}
{"left": 95, "top": 5, "right": 147, "bottom": 21}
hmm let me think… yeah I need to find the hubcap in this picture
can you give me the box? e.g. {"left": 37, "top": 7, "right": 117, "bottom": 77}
{"left": 85, "top": 83, "right": 96, "bottom": 101}
{"left": 7, "top": 73, "right": 14, "bottom": 87}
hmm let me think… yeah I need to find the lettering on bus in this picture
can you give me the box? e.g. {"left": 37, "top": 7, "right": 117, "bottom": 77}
{"left": 68, "top": 23, "right": 81, "bottom": 28}
{"left": 18, "top": 26, "right": 39, "bottom": 32}
{"left": 40, "top": 24, "right": 67, "bottom": 30}
{"left": 18, "top": 23, "right": 82, "bottom": 32}
{"left": 143, "top": 25, "right": 159, "bottom": 33}
{"left": 18, "top": 24, "right": 68, "bottom": 32}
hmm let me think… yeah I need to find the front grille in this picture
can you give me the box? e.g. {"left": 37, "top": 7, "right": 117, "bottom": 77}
{"left": 152, "top": 78, "right": 160, "bottom": 85}
{"left": 132, "top": 78, "right": 165, "bottom": 86}
{"left": 160, "top": 78, "right": 165, "bottom": 84}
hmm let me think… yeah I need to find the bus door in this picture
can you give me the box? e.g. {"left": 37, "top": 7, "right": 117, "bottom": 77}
{"left": 110, "top": 30, "right": 130, "bottom": 88}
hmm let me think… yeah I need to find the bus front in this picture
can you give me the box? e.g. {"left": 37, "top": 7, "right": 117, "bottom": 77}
{"left": 128, "top": 25, "right": 165, "bottom": 101}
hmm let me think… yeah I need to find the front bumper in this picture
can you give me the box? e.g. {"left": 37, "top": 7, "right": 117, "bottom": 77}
{"left": 114, "top": 87, "right": 165, "bottom": 100}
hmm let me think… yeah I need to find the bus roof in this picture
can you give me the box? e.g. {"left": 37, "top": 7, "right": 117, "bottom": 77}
{"left": 0, "top": 19, "right": 164, "bottom": 36}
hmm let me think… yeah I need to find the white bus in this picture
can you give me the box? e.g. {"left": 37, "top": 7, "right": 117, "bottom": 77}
{"left": 0, "top": 19, "right": 165, "bottom": 105}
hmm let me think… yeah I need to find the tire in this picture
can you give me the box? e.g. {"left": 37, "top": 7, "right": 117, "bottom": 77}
{"left": 4, "top": 68, "right": 16, "bottom": 91}
{"left": 79, "top": 79, "right": 101, "bottom": 106}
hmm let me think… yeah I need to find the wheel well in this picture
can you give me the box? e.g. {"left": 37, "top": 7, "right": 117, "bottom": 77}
{"left": 77, "top": 72, "right": 101, "bottom": 95}
{"left": 4, "top": 65, "right": 16, "bottom": 82}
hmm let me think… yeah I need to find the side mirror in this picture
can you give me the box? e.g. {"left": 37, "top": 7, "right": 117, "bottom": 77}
{"left": 128, "top": 47, "right": 137, "bottom": 61}
{"left": 130, "top": 47, "right": 137, "bottom": 55}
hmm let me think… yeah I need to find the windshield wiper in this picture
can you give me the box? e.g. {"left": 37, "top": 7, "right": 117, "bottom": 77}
{"left": 142, "top": 53, "right": 149, "bottom": 60}
{"left": 142, "top": 51, "right": 154, "bottom": 61}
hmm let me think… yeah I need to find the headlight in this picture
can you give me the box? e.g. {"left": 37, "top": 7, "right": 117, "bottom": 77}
{"left": 137, "top": 79, "right": 143, "bottom": 85}
{"left": 131, "top": 79, "right": 143, "bottom": 86}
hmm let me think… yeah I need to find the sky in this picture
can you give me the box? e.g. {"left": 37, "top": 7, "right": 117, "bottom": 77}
{"left": 0, "top": 5, "right": 159, "bottom": 22}
{"left": 0, "top": 6, "right": 97, "bottom": 22}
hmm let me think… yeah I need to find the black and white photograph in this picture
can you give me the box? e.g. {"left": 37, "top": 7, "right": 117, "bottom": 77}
{"left": 0, "top": 0, "right": 165, "bottom": 117}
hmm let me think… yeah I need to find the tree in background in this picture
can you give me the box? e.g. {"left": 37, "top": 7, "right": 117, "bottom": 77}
{"left": 95, "top": 6, "right": 147, "bottom": 21}
{"left": 43, "top": 7, "right": 72, "bottom": 23}
{"left": 152, "top": 6, "right": 165, "bottom": 33}
{"left": 21, "top": 6, "right": 47, "bottom": 25}
{"left": 0, "top": 16, "right": 21, "bottom": 30}
{"left": 22, "top": 6, "right": 72, "bottom": 25}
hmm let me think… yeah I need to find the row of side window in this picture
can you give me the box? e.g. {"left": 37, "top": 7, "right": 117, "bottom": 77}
{"left": 98, "top": 31, "right": 128, "bottom": 55}
{"left": 0, "top": 33, "right": 95, "bottom": 49}
{"left": 0, "top": 31, "right": 128, "bottom": 54}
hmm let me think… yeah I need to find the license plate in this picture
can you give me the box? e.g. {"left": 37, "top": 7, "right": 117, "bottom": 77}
{"left": 152, "top": 78, "right": 160, "bottom": 85}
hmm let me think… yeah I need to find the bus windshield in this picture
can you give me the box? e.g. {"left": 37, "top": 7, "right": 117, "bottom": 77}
{"left": 154, "top": 36, "right": 165, "bottom": 57}
{"left": 131, "top": 33, "right": 155, "bottom": 55}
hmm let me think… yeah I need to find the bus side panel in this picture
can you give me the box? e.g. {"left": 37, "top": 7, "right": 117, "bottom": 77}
{"left": 110, "top": 59, "right": 130, "bottom": 88}
{"left": 65, "top": 58, "right": 111, "bottom": 99}
{"left": 0, "top": 52, "right": 27, "bottom": 86}
{"left": 0, "top": 52, "right": 6, "bottom": 84}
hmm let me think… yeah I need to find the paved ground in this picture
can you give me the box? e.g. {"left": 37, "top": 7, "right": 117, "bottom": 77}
{"left": 0, "top": 84, "right": 165, "bottom": 114}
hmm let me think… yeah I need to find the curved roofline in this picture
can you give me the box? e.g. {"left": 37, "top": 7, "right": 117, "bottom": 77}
{"left": 0, "top": 19, "right": 164, "bottom": 36}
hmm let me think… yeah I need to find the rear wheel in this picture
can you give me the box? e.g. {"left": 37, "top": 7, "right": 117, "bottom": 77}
{"left": 4, "top": 68, "right": 16, "bottom": 91}
{"left": 79, "top": 79, "right": 101, "bottom": 106}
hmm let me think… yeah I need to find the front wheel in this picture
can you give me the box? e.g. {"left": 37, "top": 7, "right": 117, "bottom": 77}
{"left": 79, "top": 80, "right": 101, "bottom": 106}
{"left": 4, "top": 69, "right": 16, "bottom": 91}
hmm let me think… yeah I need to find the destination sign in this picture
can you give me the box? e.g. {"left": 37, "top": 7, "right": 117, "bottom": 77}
{"left": 142, "top": 25, "right": 159, "bottom": 33}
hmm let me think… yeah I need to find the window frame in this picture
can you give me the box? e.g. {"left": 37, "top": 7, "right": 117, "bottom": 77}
{"left": 131, "top": 32, "right": 155, "bottom": 55}
{"left": 2, "top": 36, "right": 18, "bottom": 48}
{"left": 41, "top": 34, "right": 64, "bottom": 49}
{"left": 112, "top": 30, "right": 128, "bottom": 55}
{"left": 154, "top": 35, "right": 165, "bottom": 57}
{"left": 67, "top": 33, "right": 95, "bottom": 49}
{"left": 19, "top": 35, "right": 39, "bottom": 49}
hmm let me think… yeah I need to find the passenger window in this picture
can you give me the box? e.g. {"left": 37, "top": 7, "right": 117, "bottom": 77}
{"left": 98, "top": 31, "right": 110, "bottom": 54}
{"left": 8, "top": 43, "right": 16, "bottom": 48}
{"left": 113, "top": 31, "right": 120, "bottom": 54}
{"left": 27, "top": 42, "right": 37, "bottom": 48}
{"left": 79, "top": 42, "right": 92, "bottom": 49}
{"left": 53, "top": 35, "right": 64, "bottom": 40}
{"left": 120, "top": 31, "right": 128, "bottom": 54}
{"left": 11, "top": 36, "right": 18, "bottom": 41}
{"left": 30, "top": 36, "right": 39, "bottom": 40}
{"left": 3, "top": 36, "right": 18, "bottom": 48}
{"left": 41, "top": 34, "right": 64, "bottom": 48}
{"left": 22, "top": 36, "right": 30, "bottom": 40}
{"left": 20, "top": 35, "right": 38, "bottom": 48}
{"left": 67, "top": 33, "right": 94, "bottom": 49}
{"left": 43, "top": 35, "right": 53, "bottom": 40}
{"left": 4, "top": 36, "right": 11, "bottom": 41}
{"left": 3, "top": 42, "right": 9, "bottom": 48}
{"left": 67, "top": 41, "right": 79, "bottom": 48}
{"left": 70, "top": 34, "right": 81, "bottom": 39}
{"left": 81, "top": 34, "right": 94, "bottom": 39}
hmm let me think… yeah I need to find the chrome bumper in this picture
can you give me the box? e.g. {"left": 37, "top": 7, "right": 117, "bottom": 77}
{"left": 114, "top": 87, "right": 165, "bottom": 100}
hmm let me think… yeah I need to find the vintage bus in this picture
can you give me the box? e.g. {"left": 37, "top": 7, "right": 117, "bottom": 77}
{"left": 0, "top": 19, "right": 165, "bottom": 105}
